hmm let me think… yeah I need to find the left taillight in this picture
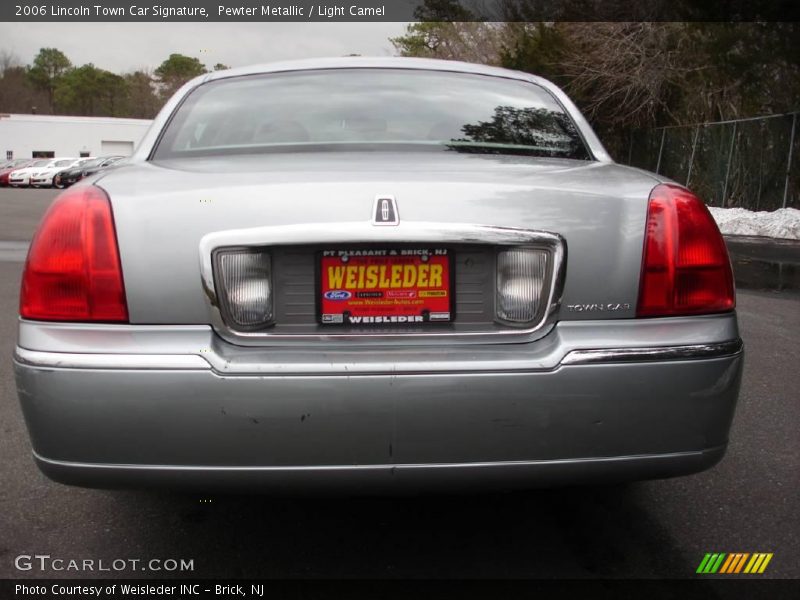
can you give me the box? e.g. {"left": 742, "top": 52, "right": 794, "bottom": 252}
{"left": 20, "top": 185, "right": 128, "bottom": 322}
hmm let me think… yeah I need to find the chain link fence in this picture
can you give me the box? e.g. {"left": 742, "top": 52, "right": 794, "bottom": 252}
{"left": 626, "top": 112, "right": 798, "bottom": 211}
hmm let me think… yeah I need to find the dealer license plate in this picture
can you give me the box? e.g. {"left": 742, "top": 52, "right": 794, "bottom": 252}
{"left": 319, "top": 248, "right": 452, "bottom": 325}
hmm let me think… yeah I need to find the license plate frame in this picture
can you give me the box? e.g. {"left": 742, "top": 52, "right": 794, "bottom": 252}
{"left": 318, "top": 248, "right": 453, "bottom": 326}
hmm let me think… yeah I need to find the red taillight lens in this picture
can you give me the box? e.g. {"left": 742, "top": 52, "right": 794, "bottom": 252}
{"left": 20, "top": 185, "right": 128, "bottom": 322}
{"left": 637, "top": 183, "right": 734, "bottom": 317}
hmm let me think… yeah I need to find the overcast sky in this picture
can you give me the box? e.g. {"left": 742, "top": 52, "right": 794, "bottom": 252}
{"left": 0, "top": 22, "right": 409, "bottom": 73}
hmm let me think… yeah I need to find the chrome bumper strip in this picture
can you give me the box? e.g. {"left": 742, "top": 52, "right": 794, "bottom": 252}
{"left": 13, "top": 348, "right": 211, "bottom": 370}
{"left": 560, "top": 338, "right": 743, "bottom": 366}
{"left": 33, "top": 447, "right": 718, "bottom": 472}
{"left": 14, "top": 339, "right": 742, "bottom": 372}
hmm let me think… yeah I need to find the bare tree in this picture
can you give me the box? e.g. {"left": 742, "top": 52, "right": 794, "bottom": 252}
{"left": 0, "top": 49, "right": 21, "bottom": 75}
{"left": 556, "top": 23, "right": 691, "bottom": 127}
{"left": 0, "top": 50, "right": 48, "bottom": 114}
{"left": 391, "top": 22, "right": 508, "bottom": 66}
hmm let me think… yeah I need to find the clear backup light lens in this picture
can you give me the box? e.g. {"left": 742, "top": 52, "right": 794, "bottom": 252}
{"left": 217, "top": 250, "right": 273, "bottom": 327}
{"left": 496, "top": 248, "right": 549, "bottom": 324}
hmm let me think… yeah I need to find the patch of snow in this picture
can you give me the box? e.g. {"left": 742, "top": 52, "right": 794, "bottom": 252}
{"left": 708, "top": 207, "right": 800, "bottom": 240}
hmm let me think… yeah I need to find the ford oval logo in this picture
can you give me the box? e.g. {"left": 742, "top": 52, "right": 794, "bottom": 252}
{"left": 324, "top": 290, "right": 352, "bottom": 301}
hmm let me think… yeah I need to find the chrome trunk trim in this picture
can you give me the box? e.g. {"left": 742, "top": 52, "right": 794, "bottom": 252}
{"left": 199, "top": 221, "right": 567, "bottom": 346}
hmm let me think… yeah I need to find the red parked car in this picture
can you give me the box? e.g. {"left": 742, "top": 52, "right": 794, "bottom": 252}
{"left": 0, "top": 159, "right": 35, "bottom": 186}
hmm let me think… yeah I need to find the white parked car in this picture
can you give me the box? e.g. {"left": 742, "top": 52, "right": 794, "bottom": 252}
{"left": 29, "top": 158, "right": 83, "bottom": 188}
{"left": 8, "top": 159, "right": 58, "bottom": 187}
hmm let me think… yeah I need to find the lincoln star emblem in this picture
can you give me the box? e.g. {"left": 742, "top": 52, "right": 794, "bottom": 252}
{"left": 372, "top": 195, "right": 399, "bottom": 226}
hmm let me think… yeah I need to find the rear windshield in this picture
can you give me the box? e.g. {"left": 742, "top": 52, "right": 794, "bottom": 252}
{"left": 154, "top": 69, "right": 591, "bottom": 160}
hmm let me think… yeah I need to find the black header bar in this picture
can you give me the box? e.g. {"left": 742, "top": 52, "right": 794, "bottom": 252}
{"left": 2, "top": 0, "right": 798, "bottom": 22}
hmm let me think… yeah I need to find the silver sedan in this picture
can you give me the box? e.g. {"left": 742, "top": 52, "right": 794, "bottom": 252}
{"left": 14, "top": 57, "right": 742, "bottom": 491}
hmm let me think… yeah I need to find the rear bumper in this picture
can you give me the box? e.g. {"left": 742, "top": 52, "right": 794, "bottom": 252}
{"left": 14, "top": 315, "right": 744, "bottom": 490}
{"left": 31, "top": 447, "right": 728, "bottom": 493}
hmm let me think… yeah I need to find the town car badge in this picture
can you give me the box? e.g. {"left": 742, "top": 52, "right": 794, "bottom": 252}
{"left": 372, "top": 195, "right": 399, "bottom": 226}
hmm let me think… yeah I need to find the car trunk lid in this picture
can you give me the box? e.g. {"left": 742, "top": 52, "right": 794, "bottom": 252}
{"left": 99, "top": 152, "right": 659, "bottom": 334}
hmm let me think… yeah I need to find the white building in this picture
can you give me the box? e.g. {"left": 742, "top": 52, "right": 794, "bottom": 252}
{"left": 0, "top": 113, "right": 153, "bottom": 161}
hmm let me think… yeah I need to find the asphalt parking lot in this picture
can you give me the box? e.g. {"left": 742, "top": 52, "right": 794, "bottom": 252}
{"left": 0, "top": 187, "right": 797, "bottom": 580}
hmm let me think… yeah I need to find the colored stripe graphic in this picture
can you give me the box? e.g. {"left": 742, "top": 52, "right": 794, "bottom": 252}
{"left": 697, "top": 553, "right": 727, "bottom": 574}
{"left": 700, "top": 553, "right": 773, "bottom": 574}
{"left": 719, "top": 554, "right": 736, "bottom": 573}
{"left": 696, "top": 554, "right": 713, "bottom": 574}
{"left": 744, "top": 553, "right": 774, "bottom": 574}
{"left": 720, "top": 553, "right": 749, "bottom": 574}
{"left": 758, "top": 554, "right": 774, "bottom": 573}
{"left": 734, "top": 553, "right": 750, "bottom": 573}
{"left": 719, "top": 554, "right": 739, "bottom": 573}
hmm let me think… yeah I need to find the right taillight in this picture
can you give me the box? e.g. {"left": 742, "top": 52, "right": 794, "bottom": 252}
{"left": 637, "top": 183, "right": 735, "bottom": 317}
